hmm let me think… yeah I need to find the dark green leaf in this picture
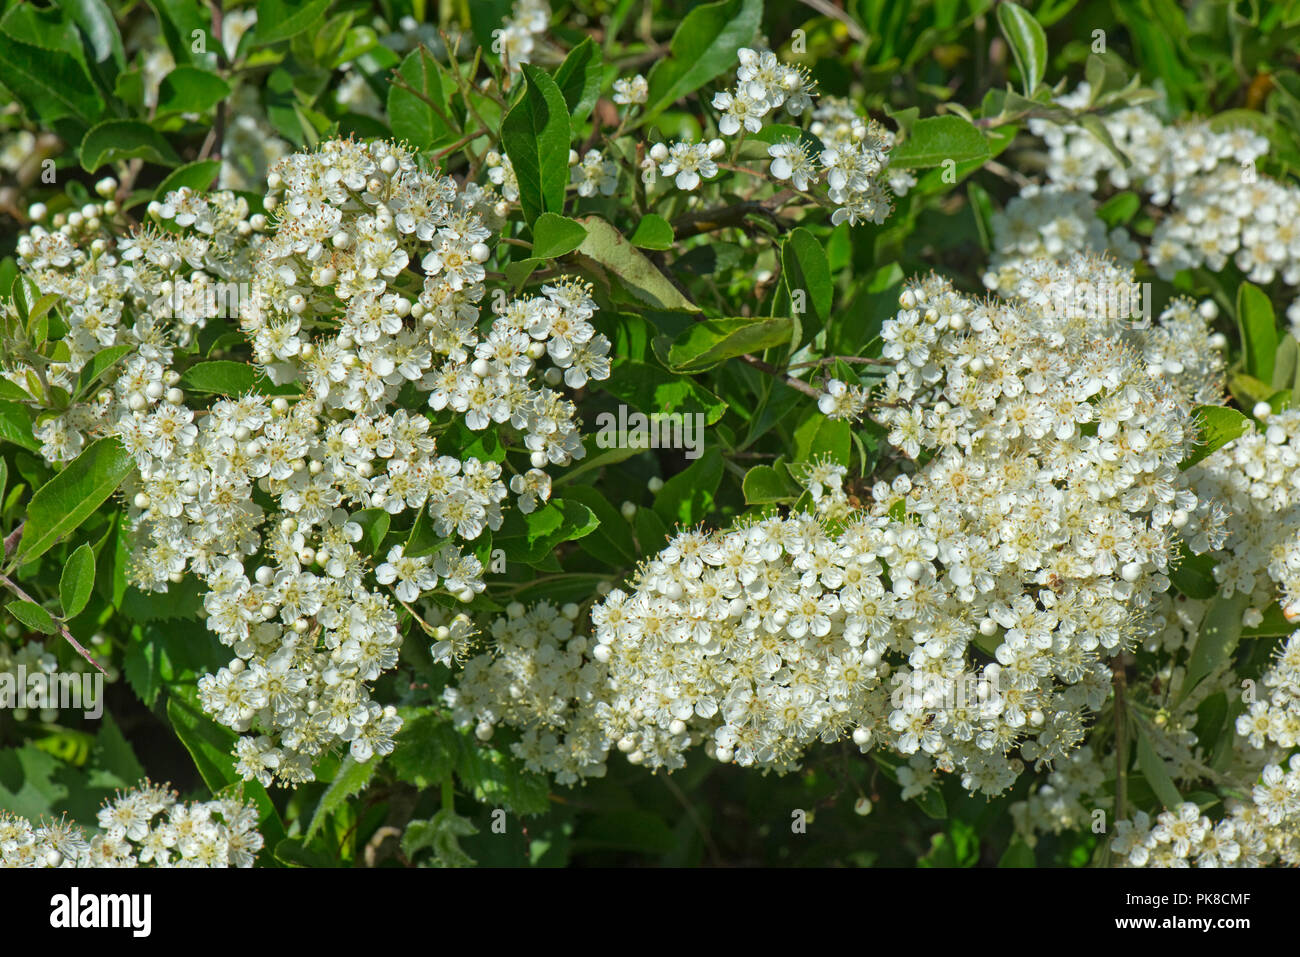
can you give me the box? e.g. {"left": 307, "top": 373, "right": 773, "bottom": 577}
{"left": 502, "top": 63, "right": 571, "bottom": 225}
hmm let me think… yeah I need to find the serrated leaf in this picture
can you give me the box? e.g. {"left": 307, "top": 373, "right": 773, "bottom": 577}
{"left": 666, "top": 317, "right": 794, "bottom": 373}
{"left": 1179, "top": 592, "right": 1249, "bottom": 706}
{"left": 552, "top": 35, "right": 602, "bottom": 126}
{"left": 156, "top": 65, "right": 230, "bottom": 115}
{"left": 15, "top": 437, "right": 135, "bottom": 566}
{"left": 7, "top": 599, "right": 58, "bottom": 634}
{"left": 494, "top": 498, "right": 599, "bottom": 564}
{"left": 387, "top": 46, "right": 455, "bottom": 151}
{"left": 390, "top": 710, "right": 461, "bottom": 788}
{"left": 779, "top": 227, "right": 832, "bottom": 343}
{"left": 256, "top": 0, "right": 333, "bottom": 44}
{"left": 653, "top": 448, "right": 723, "bottom": 527}
{"left": 177, "top": 360, "right": 257, "bottom": 394}
{"left": 59, "top": 543, "right": 96, "bottom": 618}
{"left": 575, "top": 216, "right": 699, "bottom": 312}
{"left": 742, "top": 462, "right": 797, "bottom": 505}
{"left": 80, "top": 120, "right": 180, "bottom": 172}
{"left": 502, "top": 63, "right": 571, "bottom": 225}
{"left": 890, "top": 115, "right": 990, "bottom": 169}
{"left": 0, "top": 32, "right": 102, "bottom": 122}
{"left": 1181, "top": 405, "right": 1251, "bottom": 470}
{"left": 1136, "top": 724, "right": 1183, "bottom": 811}
{"left": 306, "top": 756, "right": 379, "bottom": 841}
{"left": 531, "top": 212, "right": 587, "bottom": 259}
{"left": 629, "top": 213, "right": 674, "bottom": 250}
{"left": 166, "top": 696, "right": 285, "bottom": 848}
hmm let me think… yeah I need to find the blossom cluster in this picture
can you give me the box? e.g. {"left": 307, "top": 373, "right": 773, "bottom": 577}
{"left": 450, "top": 257, "right": 1228, "bottom": 795}
{"left": 8, "top": 136, "right": 610, "bottom": 787}
{"left": 0, "top": 782, "right": 262, "bottom": 867}
{"left": 1027, "top": 86, "right": 1300, "bottom": 335}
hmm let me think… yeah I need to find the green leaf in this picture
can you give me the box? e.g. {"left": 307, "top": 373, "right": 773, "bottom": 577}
{"left": 576, "top": 216, "right": 699, "bottom": 312}
{"left": 156, "top": 65, "right": 230, "bottom": 115}
{"left": 1237, "top": 282, "right": 1278, "bottom": 383}
{"left": 403, "top": 808, "right": 478, "bottom": 865}
{"left": 0, "top": 32, "right": 101, "bottom": 122}
{"left": 351, "top": 508, "right": 390, "bottom": 556}
{"left": 666, "top": 317, "right": 794, "bottom": 373}
{"left": 1180, "top": 405, "right": 1251, "bottom": 470}
{"left": 7, "top": 599, "right": 58, "bottom": 635}
{"left": 0, "top": 401, "right": 41, "bottom": 452}
{"left": 997, "top": 2, "right": 1049, "bottom": 95}
{"left": 501, "top": 63, "right": 572, "bottom": 225}
{"left": 552, "top": 35, "right": 602, "bottom": 126}
{"left": 561, "top": 485, "right": 637, "bottom": 567}
{"left": 89, "top": 713, "right": 145, "bottom": 787}
{"left": 629, "top": 213, "right": 674, "bottom": 250}
{"left": 80, "top": 120, "right": 180, "bottom": 172}
{"left": 600, "top": 360, "right": 727, "bottom": 423}
{"left": 742, "top": 461, "right": 798, "bottom": 505}
{"left": 390, "top": 710, "right": 461, "bottom": 788}
{"left": 794, "top": 413, "right": 851, "bottom": 467}
{"left": 148, "top": 0, "right": 209, "bottom": 66}
{"left": 780, "top": 228, "right": 833, "bottom": 341}
{"left": 531, "top": 212, "right": 588, "bottom": 259}
{"left": 256, "top": 0, "right": 333, "bottom": 44}
{"left": 61, "top": 0, "right": 126, "bottom": 70}
{"left": 1169, "top": 547, "right": 1217, "bottom": 600}
{"left": 1179, "top": 592, "right": 1249, "bottom": 706}
{"left": 654, "top": 448, "right": 723, "bottom": 527}
{"left": 178, "top": 360, "right": 257, "bottom": 394}
{"left": 1097, "top": 190, "right": 1141, "bottom": 227}
{"left": 59, "top": 543, "right": 96, "bottom": 618}
{"left": 77, "top": 344, "right": 134, "bottom": 394}
{"left": 306, "top": 756, "right": 379, "bottom": 841}
{"left": 1272, "top": 335, "right": 1298, "bottom": 397}
{"left": 15, "top": 437, "right": 135, "bottom": 566}
{"left": 387, "top": 47, "right": 455, "bottom": 151}
{"left": 495, "top": 499, "right": 599, "bottom": 564}
{"left": 1078, "top": 114, "right": 1131, "bottom": 168}
{"left": 998, "top": 837, "right": 1036, "bottom": 867}
{"left": 640, "top": 0, "right": 762, "bottom": 124}
{"left": 1136, "top": 724, "right": 1183, "bottom": 811}
{"left": 456, "top": 743, "right": 551, "bottom": 815}
{"left": 889, "top": 115, "right": 990, "bottom": 169}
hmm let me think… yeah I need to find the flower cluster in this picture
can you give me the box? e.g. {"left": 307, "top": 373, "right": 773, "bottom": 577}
{"left": 10, "top": 136, "right": 610, "bottom": 787}
{"left": 1192, "top": 408, "right": 1300, "bottom": 618}
{"left": 1030, "top": 86, "right": 1300, "bottom": 333}
{"left": 982, "top": 184, "right": 1139, "bottom": 295}
{"left": 0, "top": 782, "right": 262, "bottom": 867}
{"left": 491, "top": 0, "right": 551, "bottom": 71}
{"left": 444, "top": 601, "right": 611, "bottom": 785}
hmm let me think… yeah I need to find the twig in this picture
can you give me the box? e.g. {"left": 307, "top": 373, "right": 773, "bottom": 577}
{"left": 736, "top": 354, "right": 822, "bottom": 398}
{"left": 0, "top": 572, "right": 107, "bottom": 675}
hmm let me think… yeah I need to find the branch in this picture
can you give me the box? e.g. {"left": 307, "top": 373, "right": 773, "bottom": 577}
{"left": 0, "top": 572, "right": 107, "bottom": 675}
